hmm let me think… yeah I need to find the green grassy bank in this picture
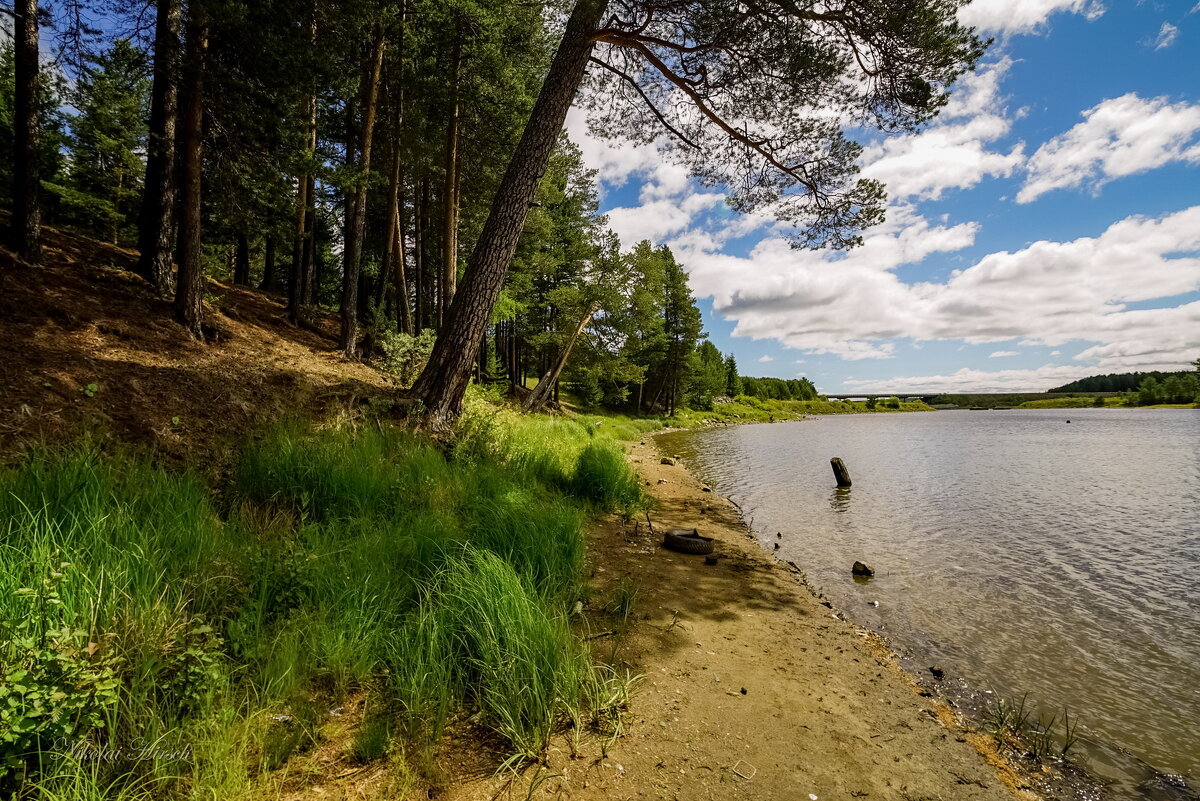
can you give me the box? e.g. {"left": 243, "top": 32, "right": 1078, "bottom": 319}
{"left": 670, "top": 394, "right": 933, "bottom": 426}
{"left": 0, "top": 397, "right": 656, "bottom": 799}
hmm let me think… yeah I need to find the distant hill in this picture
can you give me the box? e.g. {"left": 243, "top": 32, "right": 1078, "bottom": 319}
{"left": 1049, "top": 370, "right": 1192, "bottom": 394}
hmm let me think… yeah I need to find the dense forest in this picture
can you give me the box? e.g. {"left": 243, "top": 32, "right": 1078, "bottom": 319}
{"left": 2, "top": 0, "right": 984, "bottom": 424}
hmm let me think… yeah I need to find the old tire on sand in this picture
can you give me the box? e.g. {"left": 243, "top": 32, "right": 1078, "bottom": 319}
{"left": 663, "top": 528, "right": 715, "bottom": 555}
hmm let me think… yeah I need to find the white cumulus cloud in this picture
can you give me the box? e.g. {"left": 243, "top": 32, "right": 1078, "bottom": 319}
{"left": 989, "top": 350, "right": 1020, "bottom": 357}
{"left": 862, "top": 60, "right": 1024, "bottom": 200}
{"left": 1018, "top": 94, "right": 1200, "bottom": 203}
{"left": 959, "top": 0, "right": 1104, "bottom": 35}
{"left": 683, "top": 206, "right": 1200, "bottom": 372}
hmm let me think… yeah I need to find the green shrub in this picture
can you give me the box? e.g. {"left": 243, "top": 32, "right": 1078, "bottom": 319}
{"left": 0, "top": 563, "right": 121, "bottom": 786}
{"left": 378, "top": 329, "right": 437, "bottom": 386}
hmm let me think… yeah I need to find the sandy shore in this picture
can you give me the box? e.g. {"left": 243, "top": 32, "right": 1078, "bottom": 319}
{"left": 442, "top": 435, "right": 1037, "bottom": 801}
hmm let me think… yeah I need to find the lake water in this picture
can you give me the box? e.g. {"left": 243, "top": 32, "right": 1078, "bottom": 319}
{"left": 659, "top": 409, "right": 1199, "bottom": 798}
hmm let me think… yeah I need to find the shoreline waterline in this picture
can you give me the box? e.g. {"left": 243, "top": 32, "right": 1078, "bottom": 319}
{"left": 655, "top": 410, "right": 1200, "bottom": 800}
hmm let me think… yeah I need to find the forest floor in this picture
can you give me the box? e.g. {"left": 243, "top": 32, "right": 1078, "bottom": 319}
{"left": 0, "top": 223, "right": 393, "bottom": 474}
{"left": 433, "top": 443, "right": 1038, "bottom": 801}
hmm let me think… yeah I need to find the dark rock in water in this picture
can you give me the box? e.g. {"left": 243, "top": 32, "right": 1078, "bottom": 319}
{"left": 773, "top": 542, "right": 781, "bottom": 550}
{"left": 702, "top": 486, "right": 712, "bottom": 492}
{"left": 704, "top": 555, "right": 718, "bottom": 566}
{"left": 660, "top": 457, "right": 676, "bottom": 466}
{"left": 776, "top": 531, "right": 782, "bottom": 538}
{"left": 852, "top": 560, "right": 875, "bottom": 577}
{"left": 929, "top": 665, "right": 945, "bottom": 680}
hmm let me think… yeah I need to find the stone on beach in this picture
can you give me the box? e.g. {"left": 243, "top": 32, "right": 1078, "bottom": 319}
{"left": 852, "top": 561, "right": 874, "bottom": 577}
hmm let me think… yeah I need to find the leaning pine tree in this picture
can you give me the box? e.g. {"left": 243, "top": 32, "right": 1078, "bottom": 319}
{"left": 409, "top": 0, "right": 987, "bottom": 423}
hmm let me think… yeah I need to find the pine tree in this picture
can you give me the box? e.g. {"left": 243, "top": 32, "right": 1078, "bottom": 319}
{"left": 62, "top": 40, "right": 149, "bottom": 245}
{"left": 10, "top": 0, "right": 43, "bottom": 263}
{"left": 724, "top": 355, "right": 741, "bottom": 398}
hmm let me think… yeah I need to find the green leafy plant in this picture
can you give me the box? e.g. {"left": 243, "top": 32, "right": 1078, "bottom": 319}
{"left": 81, "top": 383, "right": 99, "bottom": 398}
{"left": 0, "top": 561, "right": 120, "bottom": 786}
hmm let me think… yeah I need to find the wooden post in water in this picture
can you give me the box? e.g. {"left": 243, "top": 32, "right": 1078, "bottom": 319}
{"left": 830, "top": 457, "right": 852, "bottom": 488}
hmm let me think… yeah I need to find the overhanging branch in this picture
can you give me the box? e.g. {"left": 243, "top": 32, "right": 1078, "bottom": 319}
{"left": 588, "top": 56, "right": 700, "bottom": 150}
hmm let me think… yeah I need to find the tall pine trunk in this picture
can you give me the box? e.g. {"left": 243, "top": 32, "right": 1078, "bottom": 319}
{"left": 288, "top": 4, "right": 317, "bottom": 323}
{"left": 410, "top": 0, "right": 606, "bottom": 423}
{"left": 137, "top": 0, "right": 181, "bottom": 295}
{"left": 261, "top": 236, "right": 276, "bottom": 291}
{"left": 11, "top": 0, "right": 42, "bottom": 264}
{"left": 173, "top": 10, "right": 208, "bottom": 337}
{"left": 375, "top": 77, "right": 404, "bottom": 313}
{"left": 339, "top": 24, "right": 387, "bottom": 358}
{"left": 234, "top": 232, "right": 250, "bottom": 285}
{"left": 439, "top": 33, "right": 462, "bottom": 325}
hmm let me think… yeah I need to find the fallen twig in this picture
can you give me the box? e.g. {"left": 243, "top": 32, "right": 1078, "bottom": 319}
{"left": 584, "top": 630, "right": 618, "bottom": 641}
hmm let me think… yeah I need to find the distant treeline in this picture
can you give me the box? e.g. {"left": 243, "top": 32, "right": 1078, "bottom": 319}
{"left": 1050, "top": 371, "right": 1191, "bottom": 393}
{"left": 737, "top": 376, "right": 819, "bottom": 401}
{"left": 1050, "top": 362, "right": 1200, "bottom": 406}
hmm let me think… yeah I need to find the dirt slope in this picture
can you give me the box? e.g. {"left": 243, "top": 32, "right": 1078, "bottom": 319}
{"left": 0, "top": 223, "right": 393, "bottom": 471}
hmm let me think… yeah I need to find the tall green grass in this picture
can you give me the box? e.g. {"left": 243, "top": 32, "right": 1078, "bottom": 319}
{"left": 0, "top": 404, "right": 645, "bottom": 797}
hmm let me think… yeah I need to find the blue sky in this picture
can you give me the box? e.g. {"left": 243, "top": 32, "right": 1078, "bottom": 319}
{"left": 568, "top": 0, "right": 1200, "bottom": 393}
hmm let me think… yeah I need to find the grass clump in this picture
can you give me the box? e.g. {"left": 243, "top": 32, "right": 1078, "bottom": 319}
{"left": 570, "top": 441, "right": 645, "bottom": 512}
{"left": 0, "top": 405, "right": 647, "bottom": 796}
{"left": 983, "top": 693, "right": 1080, "bottom": 762}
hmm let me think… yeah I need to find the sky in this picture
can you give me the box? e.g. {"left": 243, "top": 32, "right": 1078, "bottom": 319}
{"left": 566, "top": 0, "right": 1200, "bottom": 394}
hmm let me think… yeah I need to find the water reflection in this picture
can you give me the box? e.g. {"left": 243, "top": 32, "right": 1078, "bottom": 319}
{"left": 829, "top": 486, "right": 852, "bottom": 512}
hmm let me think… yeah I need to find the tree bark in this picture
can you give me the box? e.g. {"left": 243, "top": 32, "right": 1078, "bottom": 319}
{"left": 301, "top": 173, "right": 317, "bottom": 305}
{"left": 523, "top": 307, "right": 594, "bottom": 412}
{"left": 173, "top": 10, "right": 208, "bottom": 338}
{"left": 376, "top": 75, "right": 404, "bottom": 313}
{"left": 416, "top": 177, "right": 431, "bottom": 330}
{"left": 234, "top": 232, "right": 250, "bottom": 285}
{"left": 413, "top": 184, "right": 424, "bottom": 330}
{"left": 11, "top": 0, "right": 42, "bottom": 264}
{"left": 261, "top": 235, "right": 276, "bottom": 291}
{"left": 393, "top": 201, "right": 412, "bottom": 334}
{"left": 410, "top": 0, "right": 606, "bottom": 423}
{"left": 439, "top": 33, "right": 462, "bottom": 325}
{"left": 288, "top": 3, "right": 318, "bottom": 323}
{"left": 137, "top": 0, "right": 181, "bottom": 295}
{"left": 340, "top": 23, "right": 387, "bottom": 358}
